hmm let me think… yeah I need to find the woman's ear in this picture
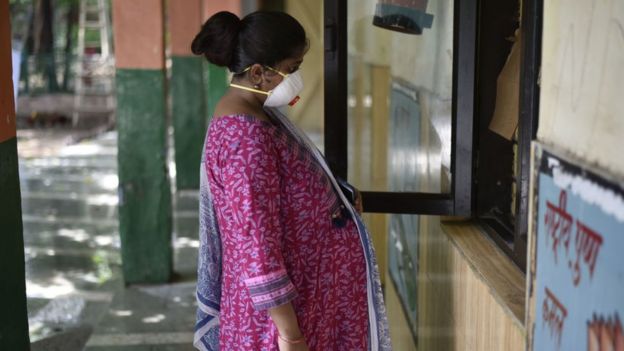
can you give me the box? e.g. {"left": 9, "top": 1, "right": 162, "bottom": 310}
{"left": 247, "top": 64, "right": 264, "bottom": 87}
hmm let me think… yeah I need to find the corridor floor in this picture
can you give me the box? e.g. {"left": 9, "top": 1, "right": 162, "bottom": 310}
{"left": 19, "top": 129, "right": 200, "bottom": 351}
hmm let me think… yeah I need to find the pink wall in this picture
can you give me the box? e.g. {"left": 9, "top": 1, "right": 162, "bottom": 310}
{"left": 169, "top": 0, "right": 203, "bottom": 56}
{"left": 112, "top": 0, "right": 165, "bottom": 69}
{"left": 202, "top": 0, "right": 241, "bottom": 21}
{"left": 0, "top": 0, "right": 16, "bottom": 142}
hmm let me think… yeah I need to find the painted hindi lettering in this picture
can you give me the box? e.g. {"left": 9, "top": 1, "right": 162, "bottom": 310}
{"left": 543, "top": 287, "right": 568, "bottom": 349}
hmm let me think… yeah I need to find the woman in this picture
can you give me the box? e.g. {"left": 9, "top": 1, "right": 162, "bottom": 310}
{"left": 192, "top": 11, "right": 391, "bottom": 351}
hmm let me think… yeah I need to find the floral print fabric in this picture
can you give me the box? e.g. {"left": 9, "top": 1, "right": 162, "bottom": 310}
{"left": 204, "top": 115, "right": 368, "bottom": 350}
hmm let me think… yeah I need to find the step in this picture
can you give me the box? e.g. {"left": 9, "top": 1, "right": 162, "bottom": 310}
{"left": 21, "top": 178, "right": 116, "bottom": 197}
{"left": 23, "top": 219, "right": 118, "bottom": 237}
{"left": 20, "top": 194, "right": 118, "bottom": 220}
{"left": 30, "top": 324, "right": 93, "bottom": 351}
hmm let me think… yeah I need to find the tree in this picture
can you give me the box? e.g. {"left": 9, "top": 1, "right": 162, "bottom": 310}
{"left": 62, "top": 0, "right": 78, "bottom": 90}
{"left": 33, "top": 0, "right": 58, "bottom": 91}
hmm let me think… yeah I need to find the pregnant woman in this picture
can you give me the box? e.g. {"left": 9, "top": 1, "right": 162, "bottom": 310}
{"left": 192, "top": 10, "right": 391, "bottom": 351}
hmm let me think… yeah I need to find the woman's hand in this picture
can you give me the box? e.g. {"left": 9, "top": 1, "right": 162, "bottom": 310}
{"left": 277, "top": 336, "right": 310, "bottom": 351}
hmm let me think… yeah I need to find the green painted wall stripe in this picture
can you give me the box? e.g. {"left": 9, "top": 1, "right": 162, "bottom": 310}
{"left": 171, "top": 56, "right": 206, "bottom": 190}
{"left": 116, "top": 69, "right": 172, "bottom": 284}
{"left": 0, "top": 137, "right": 30, "bottom": 350}
{"left": 204, "top": 63, "right": 228, "bottom": 118}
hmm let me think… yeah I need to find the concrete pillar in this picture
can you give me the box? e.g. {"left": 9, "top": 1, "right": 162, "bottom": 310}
{"left": 112, "top": 0, "right": 172, "bottom": 283}
{"left": 169, "top": 0, "right": 205, "bottom": 190}
{"left": 202, "top": 0, "right": 241, "bottom": 117}
{"left": 0, "top": 0, "right": 30, "bottom": 349}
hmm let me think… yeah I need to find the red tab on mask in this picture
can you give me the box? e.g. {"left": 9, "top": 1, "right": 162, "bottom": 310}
{"left": 288, "top": 96, "right": 301, "bottom": 106}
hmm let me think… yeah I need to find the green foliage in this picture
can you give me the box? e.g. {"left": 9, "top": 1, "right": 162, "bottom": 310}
{"left": 10, "top": 0, "right": 79, "bottom": 5}
{"left": 9, "top": 0, "right": 32, "bottom": 5}
{"left": 56, "top": 0, "right": 80, "bottom": 6}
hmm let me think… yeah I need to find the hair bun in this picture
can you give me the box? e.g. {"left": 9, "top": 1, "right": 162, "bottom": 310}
{"left": 191, "top": 11, "right": 241, "bottom": 68}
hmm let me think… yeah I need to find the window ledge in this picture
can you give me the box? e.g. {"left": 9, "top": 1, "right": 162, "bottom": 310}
{"left": 440, "top": 220, "right": 526, "bottom": 329}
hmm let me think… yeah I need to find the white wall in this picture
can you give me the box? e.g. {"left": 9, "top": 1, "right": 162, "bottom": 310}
{"left": 538, "top": 0, "right": 624, "bottom": 177}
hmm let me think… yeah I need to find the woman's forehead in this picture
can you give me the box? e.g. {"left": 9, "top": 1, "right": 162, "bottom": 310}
{"left": 279, "top": 55, "right": 304, "bottom": 66}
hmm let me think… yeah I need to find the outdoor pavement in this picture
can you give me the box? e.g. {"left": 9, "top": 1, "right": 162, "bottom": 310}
{"left": 18, "top": 128, "right": 201, "bottom": 351}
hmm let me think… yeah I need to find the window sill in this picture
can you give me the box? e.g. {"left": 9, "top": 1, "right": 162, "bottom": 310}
{"left": 440, "top": 219, "right": 526, "bottom": 328}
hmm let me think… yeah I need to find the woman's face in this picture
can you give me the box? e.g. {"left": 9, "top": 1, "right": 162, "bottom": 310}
{"left": 261, "top": 53, "right": 305, "bottom": 91}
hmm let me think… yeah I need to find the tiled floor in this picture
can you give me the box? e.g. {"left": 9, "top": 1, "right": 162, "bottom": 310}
{"left": 19, "top": 129, "right": 200, "bottom": 350}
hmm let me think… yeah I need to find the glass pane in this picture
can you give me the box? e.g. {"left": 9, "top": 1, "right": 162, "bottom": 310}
{"left": 347, "top": 0, "right": 454, "bottom": 194}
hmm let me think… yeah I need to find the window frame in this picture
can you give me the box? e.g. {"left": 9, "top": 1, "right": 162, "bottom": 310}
{"left": 512, "top": 0, "right": 542, "bottom": 269}
{"left": 323, "top": 0, "right": 542, "bottom": 269}
{"left": 324, "top": 0, "right": 477, "bottom": 216}
{"left": 474, "top": 0, "right": 542, "bottom": 271}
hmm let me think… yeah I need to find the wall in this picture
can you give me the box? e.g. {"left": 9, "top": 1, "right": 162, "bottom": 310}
{"left": 0, "top": 0, "right": 30, "bottom": 348}
{"left": 284, "top": 0, "right": 324, "bottom": 141}
{"left": 537, "top": 0, "right": 624, "bottom": 177}
{"left": 385, "top": 217, "right": 527, "bottom": 351}
{"left": 527, "top": 1, "right": 624, "bottom": 350}
{"left": 415, "top": 217, "right": 526, "bottom": 351}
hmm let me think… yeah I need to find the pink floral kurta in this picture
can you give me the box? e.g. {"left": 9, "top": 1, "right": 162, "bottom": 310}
{"left": 204, "top": 115, "right": 368, "bottom": 350}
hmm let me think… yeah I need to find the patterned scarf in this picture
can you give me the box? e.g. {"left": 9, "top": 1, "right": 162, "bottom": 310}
{"left": 194, "top": 108, "right": 392, "bottom": 351}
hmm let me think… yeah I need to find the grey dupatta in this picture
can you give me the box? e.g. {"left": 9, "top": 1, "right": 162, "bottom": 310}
{"left": 194, "top": 108, "right": 392, "bottom": 351}
{"left": 193, "top": 129, "right": 222, "bottom": 350}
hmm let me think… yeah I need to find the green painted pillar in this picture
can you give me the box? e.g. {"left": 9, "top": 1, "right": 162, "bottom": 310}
{"left": 0, "top": 139, "right": 29, "bottom": 350}
{"left": 171, "top": 56, "right": 205, "bottom": 189}
{"left": 205, "top": 63, "right": 228, "bottom": 118}
{"left": 112, "top": 0, "right": 172, "bottom": 283}
{"left": 169, "top": 0, "right": 205, "bottom": 189}
{"left": 0, "top": 0, "right": 30, "bottom": 348}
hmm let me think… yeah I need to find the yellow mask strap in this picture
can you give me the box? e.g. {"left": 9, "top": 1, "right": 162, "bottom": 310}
{"left": 263, "top": 65, "right": 288, "bottom": 77}
{"left": 230, "top": 83, "right": 271, "bottom": 96}
{"left": 239, "top": 65, "right": 288, "bottom": 77}
{"left": 230, "top": 65, "right": 286, "bottom": 95}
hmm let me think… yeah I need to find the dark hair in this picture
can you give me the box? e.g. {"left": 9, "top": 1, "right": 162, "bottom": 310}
{"left": 191, "top": 11, "right": 308, "bottom": 75}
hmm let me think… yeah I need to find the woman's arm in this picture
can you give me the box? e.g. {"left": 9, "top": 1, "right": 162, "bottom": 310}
{"left": 220, "top": 128, "right": 308, "bottom": 349}
{"left": 269, "top": 303, "right": 302, "bottom": 339}
{"left": 269, "top": 303, "right": 309, "bottom": 350}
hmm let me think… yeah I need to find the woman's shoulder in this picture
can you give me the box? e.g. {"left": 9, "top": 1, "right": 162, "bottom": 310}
{"left": 211, "top": 113, "right": 273, "bottom": 127}
{"left": 213, "top": 95, "right": 271, "bottom": 123}
{"left": 208, "top": 114, "right": 277, "bottom": 141}
{"left": 208, "top": 114, "right": 283, "bottom": 152}
{"left": 210, "top": 99, "right": 274, "bottom": 129}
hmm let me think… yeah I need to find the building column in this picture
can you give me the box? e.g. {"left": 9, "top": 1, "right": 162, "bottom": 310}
{"left": 202, "top": 0, "right": 241, "bottom": 117}
{"left": 112, "top": 0, "right": 172, "bottom": 283}
{"left": 0, "top": 0, "right": 30, "bottom": 349}
{"left": 169, "top": 0, "right": 205, "bottom": 190}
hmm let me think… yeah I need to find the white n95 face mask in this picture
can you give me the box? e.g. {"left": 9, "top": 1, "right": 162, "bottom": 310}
{"left": 230, "top": 66, "right": 304, "bottom": 107}
{"left": 263, "top": 70, "right": 303, "bottom": 107}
